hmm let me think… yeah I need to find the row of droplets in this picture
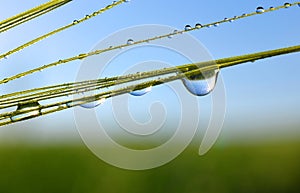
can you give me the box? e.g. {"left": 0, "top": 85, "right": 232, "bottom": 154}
{"left": 2, "top": 1, "right": 298, "bottom": 87}
{"left": 10, "top": 68, "right": 219, "bottom": 122}
{"left": 124, "top": 2, "right": 299, "bottom": 45}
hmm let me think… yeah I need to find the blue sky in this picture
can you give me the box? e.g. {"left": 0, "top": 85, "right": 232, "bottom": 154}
{"left": 0, "top": 0, "right": 299, "bottom": 143}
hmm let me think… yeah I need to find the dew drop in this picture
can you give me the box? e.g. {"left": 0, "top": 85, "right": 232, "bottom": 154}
{"left": 106, "top": 5, "right": 113, "bottom": 9}
{"left": 10, "top": 101, "right": 41, "bottom": 122}
{"left": 73, "top": 20, "right": 79, "bottom": 24}
{"left": 284, "top": 2, "right": 291, "bottom": 8}
{"left": 130, "top": 86, "right": 152, "bottom": 96}
{"left": 85, "top": 15, "right": 91, "bottom": 19}
{"left": 195, "top": 23, "right": 202, "bottom": 29}
{"left": 213, "top": 23, "right": 219, "bottom": 27}
{"left": 298, "top": 3, "right": 300, "bottom": 7}
{"left": 182, "top": 70, "right": 219, "bottom": 96}
{"left": 256, "top": 6, "right": 265, "bottom": 13}
{"left": 184, "top": 25, "right": 192, "bottom": 31}
{"left": 124, "top": 0, "right": 130, "bottom": 2}
{"left": 269, "top": 6, "right": 275, "bottom": 10}
{"left": 173, "top": 29, "right": 181, "bottom": 34}
{"left": 80, "top": 98, "right": 106, "bottom": 109}
{"left": 127, "top": 39, "right": 134, "bottom": 45}
{"left": 78, "top": 54, "right": 87, "bottom": 60}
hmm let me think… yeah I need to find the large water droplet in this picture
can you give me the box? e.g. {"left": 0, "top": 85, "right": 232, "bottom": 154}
{"left": 256, "top": 6, "right": 265, "bottom": 13}
{"left": 80, "top": 98, "right": 106, "bottom": 109}
{"left": 130, "top": 86, "right": 152, "bottom": 96}
{"left": 184, "top": 25, "right": 192, "bottom": 31}
{"left": 127, "top": 39, "right": 134, "bottom": 45}
{"left": 10, "top": 101, "right": 41, "bottom": 122}
{"left": 182, "top": 70, "right": 219, "bottom": 96}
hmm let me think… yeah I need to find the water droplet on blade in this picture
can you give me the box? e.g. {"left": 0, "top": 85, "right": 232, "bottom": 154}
{"left": 182, "top": 70, "right": 219, "bottom": 96}
{"left": 195, "top": 23, "right": 202, "bottom": 29}
{"left": 284, "top": 2, "right": 291, "bottom": 8}
{"left": 127, "top": 39, "right": 134, "bottom": 45}
{"left": 80, "top": 98, "right": 106, "bottom": 109}
{"left": 184, "top": 25, "right": 192, "bottom": 31}
{"left": 130, "top": 86, "right": 152, "bottom": 96}
{"left": 256, "top": 6, "right": 265, "bottom": 13}
{"left": 10, "top": 101, "right": 41, "bottom": 122}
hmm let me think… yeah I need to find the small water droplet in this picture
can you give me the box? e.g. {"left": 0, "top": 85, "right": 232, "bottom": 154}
{"left": 213, "top": 23, "right": 219, "bottom": 27}
{"left": 130, "top": 86, "right": 152, "bottom": 96}
{"left": 113, "top": 1, "right": 117, "bottom": 4}
{"left": 182, "top": 70, "right": 219, "bottom": 96}
{"left": 106, "top": 5, "right": 113, "bottom": 9}
{"left": 284, "top": 2, "right": 291, "bottom": 8}
{"left": 127, "top": 39, "right": 134, "bottom": 45}
{"left": 78, "top": 54, "right": 87, "bottom": 60}
{"left": 256, "top": 6, "right": 265, "bottom": 13}
{"left": 11, "top": 101, "right": 41, "bottom": 122}
{"left": 184, "top": 25, "right": 192, "bottom": 31}
{"left": 80, "top": 98, "right": 106, "bottom": 109}
{"left": 124, "top": 0, "right": 130, "bottom": 2}
{"left": 2, "top": 78, "right": 9, "bottom": 83}
{"left": 85, "top": 15, "right": 91, "bottom": 19}
{"left": 195, "top": 23, "right": 202, "bottom": 29}
{"left": 228, "top": 17, "right": 234, "bottom": 22}
{"left": 4, "top": 55, "right": 8, "bottom": 59}
{"left": 269, "top": 6, "right": 275, "bottom": 10}
{"left": 242, "top": 13, "right": 248, "bottom": 17}
{"left": 73, "top": 20, "right": 79, "bottom": 24}
{"left": 298, "top": 3, "right": 300, "bottom": 7}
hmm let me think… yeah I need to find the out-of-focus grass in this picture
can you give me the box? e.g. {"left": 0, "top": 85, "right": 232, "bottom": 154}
{"left": 0, "top": 141, "right": 299, "bottom": 193}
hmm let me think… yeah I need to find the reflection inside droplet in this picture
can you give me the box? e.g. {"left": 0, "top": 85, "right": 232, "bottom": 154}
{"left": 182, "top": 69, "right": 219, "bottom": 96}
{"left": 80, "top": 98, "right": 106, "bottom": 109}
{"left": 130, "top": 86, "right": 152, "bottom": 96}
{"left": 10, "top": 101, "right": 41, "bottom": 122}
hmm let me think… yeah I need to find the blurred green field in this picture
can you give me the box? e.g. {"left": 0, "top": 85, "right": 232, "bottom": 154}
{"left": 0, "top": 141, "right": 299, "bottom": 193}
